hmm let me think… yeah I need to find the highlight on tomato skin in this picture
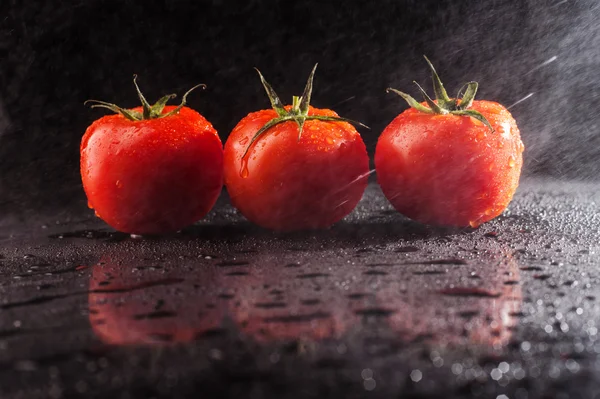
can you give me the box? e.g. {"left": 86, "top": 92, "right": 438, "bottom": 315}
{"left": 80, "top": 78, "right": 224, "bottom": 235}
{"left": 223, "top": 65, "right": 370, "bottom": 232}
{"left": 375, "top": 57, "right": 525, "bottom": 228}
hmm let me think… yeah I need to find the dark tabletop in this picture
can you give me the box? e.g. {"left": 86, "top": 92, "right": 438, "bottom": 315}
{"left": 1, "top": 179, "right": 599, "bottom": 399}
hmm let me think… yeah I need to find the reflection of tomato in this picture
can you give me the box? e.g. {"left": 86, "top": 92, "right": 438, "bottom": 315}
{"left": 376, "top": 57, "right": 524, "bottom": 227}
{"left": 89, "top": 258, "right": 222, "bottom": 345}
{"left": 88, "top": 255, "right": 348, "bottom": 345}
{"left": 81, "top": 78, "right": 223, "bottom": 234}
{"left": 88, "top": 249, "right": 521, "bottom": 348}
{"left": 381, "top": 252, "right": 522, "bottom": 347}
{"left": 223, "top": 66, "right": 369, "bottom": 231}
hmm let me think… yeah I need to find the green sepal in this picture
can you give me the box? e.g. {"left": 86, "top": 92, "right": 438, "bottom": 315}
{"left": 161, "top": 83, "right": 206, "bottom": 118}
{"left": 150, "top": 94, "right": 177, "bottom": 117}
{"left": 458, "top": 81, "right": 478, "bottom": 110}
{"left": 386, "top": 88, "right": 435, "bottom": 114}
{"left": 296, "top": 118, "right": 306, "bottom": 141}
{"left": 452, "top": 109, "right": 495, "bottom": 132}
{"left": 255, "top": 68, "right": 287, "bottom": 117}
{"left": 307, "top": 114, "right": 370, "bottom": 130}
{"left": 298, "top": 63, "right": 318, "bottom": 115}
{"left": 412, "top": 81, "right": 446, "bottom": 114}
{"left": 241, "top": 116, "right": 294, "bottom": 159}
{"left": 83, "top": 100, "right": 142, "bottom": 121}
{"left": 424, "top": 56, "right": 454, "bottom": 109}
{"left": 133, "top": 74, "right": 153, "bottom": 119}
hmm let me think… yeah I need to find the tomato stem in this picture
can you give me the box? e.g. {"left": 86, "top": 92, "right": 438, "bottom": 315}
{"left": 387, "top": 56, "right": 494, "bottom": 132}
{"left": 242, "top": 64, "right": 368, "bottom": 159}
{"left": 85, "top": 76, "right": 206, "bottom": 121}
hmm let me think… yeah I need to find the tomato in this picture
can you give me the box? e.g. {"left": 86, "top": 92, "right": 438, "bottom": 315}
{"left": 375, "top": 57, "right": 524, "bottom": 227}
{"left": 81, "top": 78, "right": 223, "bottom": 234}
{"left": 223, "top": 65, "right": 369, "bottom": 231}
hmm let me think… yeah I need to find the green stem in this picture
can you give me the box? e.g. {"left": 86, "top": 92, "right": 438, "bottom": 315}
{"left": 85, "top": 76, "right": 205, "bottom": 121}
{"left": 243, "top": 65, "right": 369, "bottom": 159}
{"left": 292, "top": 96, "right": 301, "bottom": 111}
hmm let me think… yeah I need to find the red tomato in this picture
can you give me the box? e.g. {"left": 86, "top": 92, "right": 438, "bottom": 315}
{"left": 81, "top": 79, "right": 223, "bottom": 234}
{"left": 375, "top": 57, "right": 524, "bottom": 227}
{"left": 223, "top": 65, "right": 369, "bottom": 231}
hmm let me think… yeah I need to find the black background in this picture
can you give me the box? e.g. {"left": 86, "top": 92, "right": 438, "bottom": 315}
{"left": 1, "top": 0, "right": 599, "bottom": 213}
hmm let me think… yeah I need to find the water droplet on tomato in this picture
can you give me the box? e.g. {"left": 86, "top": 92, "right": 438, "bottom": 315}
{"left": 326, "top": 136, "right": 334, "bottom": 145}
{"left": 87, "top": 201, "right": 94, "bottom": 209}
{"left": 240, "top": 157, "right": 249, "bottom": 178}
{"left": 94, "top": 211, "right": 101, "bottom": 218}
{"left": 239, "top": 137, "right": 249, "bottom": 146}
{"left": 115, "top": 180, "right": 123, "bottom": 188}
{"left": 508, "top": 156, "right": 516, "bottom": 168}
{"left": 469, "top": 220, "right": 481, "bottom": 228}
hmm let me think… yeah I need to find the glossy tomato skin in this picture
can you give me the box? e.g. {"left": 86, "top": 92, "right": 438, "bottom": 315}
{"left": 375, "top": 100, "right": 524, "bottom": 227}
{"left": 81, "top": 105, "right": 223, "bottom": 234}
{"left": 224, "top": 106, "right": 369, "bottom": 231}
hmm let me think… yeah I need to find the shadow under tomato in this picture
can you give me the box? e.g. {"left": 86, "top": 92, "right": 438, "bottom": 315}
{"left": 177, "top": 216, "right": 475, "bottom": 248}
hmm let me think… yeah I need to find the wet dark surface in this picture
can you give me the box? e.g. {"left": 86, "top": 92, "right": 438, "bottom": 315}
{"left": 1, "top": 180, "right": 599, "bottom": 399}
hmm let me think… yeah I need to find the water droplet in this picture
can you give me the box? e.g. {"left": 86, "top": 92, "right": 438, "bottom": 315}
{"left": 508, "top": 156, "right": 516, "bottom": 168}
{"left": 87, "top": 201, "right": 93, "bottom": 209}
{"left": 410, "top": 369, "right": 423, "bottom": 382}
{"left": 361, "top": 368, "right": 373, "bottom": 380}
{"left": 490, "top": 368, "right": 502, "bottom": 380}
{"left": 326, "top": 136, "right": 334, "bottom": 145}
{"left": 469, "top": 220, "right": 481, "bottom": 228}
{"left": 115, "top": 180, "right": 122, "bottom": 188}
{"left": 240, "top": 158, "right": 249, "bottom": 178}
{"left": 363, "top": 379, "right": 376, "bottom": 391}
{"left": 238, "top": 136, "right": 249, "bottom": 146}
